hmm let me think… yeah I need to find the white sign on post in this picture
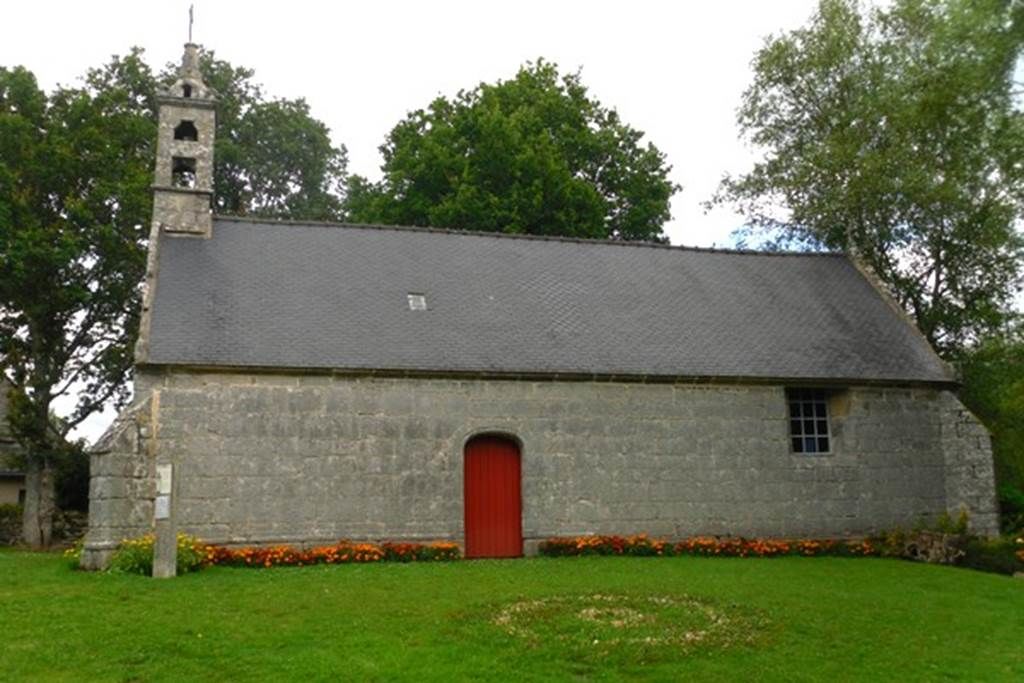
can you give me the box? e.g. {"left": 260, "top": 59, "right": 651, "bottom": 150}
{"left": 157, "top": 464, "right": 173, "bottom": 495}
{"left": 155, "top": 494, "right": 170, "bottom": 520}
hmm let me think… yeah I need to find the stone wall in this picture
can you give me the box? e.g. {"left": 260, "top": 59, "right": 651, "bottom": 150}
{"left": 151, "top": 190, "right": 212, "bottom": 237}
{"left": 151, "top": 98, "right": 214, "bottom": 236}
{"left": 154, "top": 101, "right": 215, "bottom": 191}
{"left": 81, "top": 396, "right": 156, "bottom": 569}
{"left": 940, "top": 392, "right": 1000, "bottom": 533}
{"left": 82, "top": 370, "right": 999, "bottom": 566}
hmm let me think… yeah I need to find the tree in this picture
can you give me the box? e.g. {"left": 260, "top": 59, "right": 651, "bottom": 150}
{"left": 179, "top": 54, "right": 348, "bottom": 220}
{"left": 0, "top": 48, "right": 348, "bottom": 547}
{"left": 0, "top": 63, "right": 149, "bottom": 547}
{"left": 957, "top": 326, "right": 1024, "bottom": 531}
{"left": 81, "top": 48, "right": 350, "bottom": 221}
{"left": 712, "top": 0, "right": 1024, "bottom": 356}
{"left": 345, "top": 60, "right": 677, "bottom": 241}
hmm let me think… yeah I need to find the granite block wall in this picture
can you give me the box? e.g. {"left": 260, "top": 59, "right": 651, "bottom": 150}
{"left": 82, "top": 370, "right": 999, "bottom": 567}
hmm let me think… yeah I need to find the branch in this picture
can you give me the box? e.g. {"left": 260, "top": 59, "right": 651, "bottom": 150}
{"left": 60, "top": 366, "right": 130, "bottom": 435}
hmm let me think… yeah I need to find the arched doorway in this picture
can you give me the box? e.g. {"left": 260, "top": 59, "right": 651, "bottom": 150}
{"left": 463, "top": 434, "right": 522, "bottom": 558}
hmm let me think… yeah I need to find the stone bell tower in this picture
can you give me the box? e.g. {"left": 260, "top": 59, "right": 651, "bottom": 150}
{"left": 152, "top": 43, "right": 216, "bottom": 236}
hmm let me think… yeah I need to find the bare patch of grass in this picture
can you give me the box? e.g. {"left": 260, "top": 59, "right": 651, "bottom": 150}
{"left": 491, "top": 592, "right": 768, "bottom": 659}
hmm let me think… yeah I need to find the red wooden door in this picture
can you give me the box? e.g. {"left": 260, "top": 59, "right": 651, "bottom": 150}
{"left": 464, "top": 436, "right": 522, "bottom": 558}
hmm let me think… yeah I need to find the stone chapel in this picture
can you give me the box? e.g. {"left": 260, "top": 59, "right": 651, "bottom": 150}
{"left": 82, "top": 44, "right": 999, "bottom": 571}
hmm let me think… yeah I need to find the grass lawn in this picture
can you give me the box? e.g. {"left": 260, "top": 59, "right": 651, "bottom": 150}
{"left": 1, "top": 550, "right": 1022, "bottom": 681}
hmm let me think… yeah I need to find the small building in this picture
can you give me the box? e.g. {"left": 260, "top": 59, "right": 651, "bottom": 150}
{"left": 0, "top": 472, "right": 26, "bottom": 507}
{"left": 82, "top": 44, "right": 998, "bottom": 569}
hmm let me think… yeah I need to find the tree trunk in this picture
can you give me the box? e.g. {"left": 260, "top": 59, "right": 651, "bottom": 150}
{"left": 22, "top": 459, "right": 56, "bottom": 549}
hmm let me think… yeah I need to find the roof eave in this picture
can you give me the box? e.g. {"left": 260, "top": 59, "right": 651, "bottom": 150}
{"left": 136, "top": 361, "right": 959, "bottom": 390}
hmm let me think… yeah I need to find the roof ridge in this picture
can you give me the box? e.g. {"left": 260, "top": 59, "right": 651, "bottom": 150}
{"left": 212, "top": 214, "right": 845, "bottom": 258}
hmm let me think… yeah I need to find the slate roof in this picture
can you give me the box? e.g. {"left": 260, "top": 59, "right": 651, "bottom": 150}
{"left": 143, "top": 217, "right": 953, "bottom": 385}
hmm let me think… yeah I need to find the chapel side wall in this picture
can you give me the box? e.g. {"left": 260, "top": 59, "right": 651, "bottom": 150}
{"left": 137, "top": 371, "right": 994, "bottom": 548}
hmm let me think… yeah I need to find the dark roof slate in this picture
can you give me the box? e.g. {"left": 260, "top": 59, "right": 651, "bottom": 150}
{"left": 144, "top": 217, "right": 952, "bottom": 384}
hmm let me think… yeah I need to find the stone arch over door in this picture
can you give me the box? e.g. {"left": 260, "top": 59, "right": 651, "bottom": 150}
{"left": 463, "top": 433, "right": 523, "bottom": 558}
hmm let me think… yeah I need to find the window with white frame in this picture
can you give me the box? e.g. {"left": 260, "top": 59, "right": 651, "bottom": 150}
{"left": 787, "top": 388, "right": 831, "bottom": 454}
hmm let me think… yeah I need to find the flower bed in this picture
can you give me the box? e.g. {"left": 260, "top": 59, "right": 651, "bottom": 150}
{"left": 538, "top": 534, "right": 878, "bottom": 558}
{"left": 204, "top": 540, "right": 461, "bottom": 568}
{"left": 100, "top": 533, "right": 208, "bottom": 575}
{"left": 87, "top": 535, "right": 461, "bottom": 574}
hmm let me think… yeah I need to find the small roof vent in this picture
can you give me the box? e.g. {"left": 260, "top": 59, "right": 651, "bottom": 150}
{"left": 407, "top": 293, "right": 427, "bottom": 311}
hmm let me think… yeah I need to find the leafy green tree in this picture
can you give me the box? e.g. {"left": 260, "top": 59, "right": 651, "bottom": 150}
{"left": 712, "top": 0, "right": 1024, "bottom": 355}
{"left": 957, "top": 328, "right": 1024, "bottom": 530}
{"left": 346, "top": 60, "right": 677, "bottom": 241}
{"left": 0, "top": 48, "right": 348, "bottom": 547}
{"left": 81, "top": 48, "right": 350, "bottom": 220}
{"left": 180, "top": 54, "right": 348, "bottom": 220}
{"left": 0, "top": 64, "right": 149, "bottom": 547}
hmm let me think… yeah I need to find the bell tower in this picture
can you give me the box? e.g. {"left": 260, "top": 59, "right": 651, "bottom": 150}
{"left": 152, "top": 43, "right": 216, "bottom": 236}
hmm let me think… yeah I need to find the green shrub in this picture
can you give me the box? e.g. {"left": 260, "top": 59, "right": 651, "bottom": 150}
{"left": 934, "top": 509, "right": 970, "bottom": 535}
{"left": 868, "top": 510, "right": 973, "bottom": 565}
{"left": 63, "top": 539, "right": 84, "bottom": 569}
{"left": 961, "top": 536, "right": 1023, "bottom": 576}
{"left": 0, "top": 503, "right": 22, "bottom": 545}
{"left": 109, "top": 535, "right": 155, "bottom": 574}
{"left": 175, "top": 534, "right": 208, "bottom": 573}
{"left": 109, "top": 533, "right": 208, "bottom": 576}
{"left": 998, "top": 484, "right": 1024, "bottom": 534}
{"left": 956, "top": 335, "right": 1024, "bottom": 501}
